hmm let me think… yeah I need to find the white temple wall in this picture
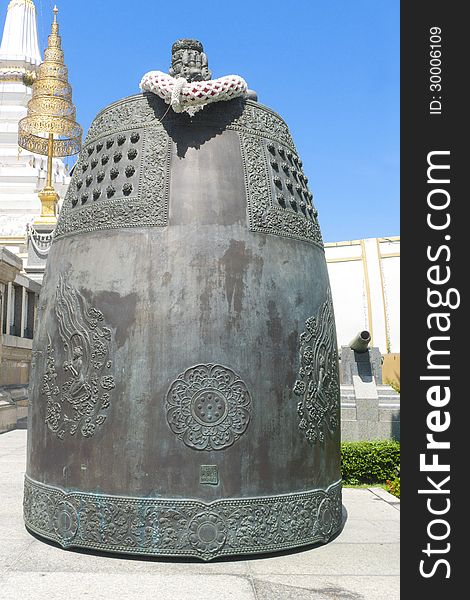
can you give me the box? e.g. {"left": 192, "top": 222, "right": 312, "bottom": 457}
{"left": 325, "top": 236, "right": 400, "bottom": 354}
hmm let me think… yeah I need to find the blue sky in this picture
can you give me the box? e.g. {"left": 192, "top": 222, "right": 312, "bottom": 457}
{"left": 14, "top": 0, "right": 399, "bottom": 242}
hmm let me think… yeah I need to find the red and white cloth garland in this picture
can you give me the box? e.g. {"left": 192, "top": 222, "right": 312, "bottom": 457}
{"left": 139, "top": 71, "right": 248, "bottom": 116}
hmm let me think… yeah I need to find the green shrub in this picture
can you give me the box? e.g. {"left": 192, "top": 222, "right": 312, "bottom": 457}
{"left": 341, "top": 440, "right": 400, "bottom": 485}
{"left": 386, "top": 477, "right": 401, "bottom": 498}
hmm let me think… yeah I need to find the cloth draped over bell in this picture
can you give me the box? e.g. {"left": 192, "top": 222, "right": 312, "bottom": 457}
{"left": 140, "top": 70, "right": 248, "bottom": 115}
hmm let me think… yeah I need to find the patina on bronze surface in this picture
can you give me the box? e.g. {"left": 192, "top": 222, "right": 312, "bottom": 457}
{"left": 25, "top": 42, "right": 342, "bottom": 560}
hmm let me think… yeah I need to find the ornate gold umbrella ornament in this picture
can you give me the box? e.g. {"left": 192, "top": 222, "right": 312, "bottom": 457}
{"left": 18, "top": 5, "right": 82, "bottom": 225}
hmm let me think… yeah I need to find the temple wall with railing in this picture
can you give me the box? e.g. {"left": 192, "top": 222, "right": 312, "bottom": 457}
{"left": 0, "top": 246, "right": 39, "bottom": 432}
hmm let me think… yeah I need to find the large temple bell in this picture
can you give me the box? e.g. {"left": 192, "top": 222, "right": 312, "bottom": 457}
{"left": 24, "top": 36, "right": 343, "bottom": 560}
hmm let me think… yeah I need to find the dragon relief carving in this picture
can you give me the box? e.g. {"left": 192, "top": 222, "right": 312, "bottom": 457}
{"left": 42, "top": 273, "right": 115, "bottom": 439}
{"left": 293, "top": 290, "right": 340, "bottom": 444}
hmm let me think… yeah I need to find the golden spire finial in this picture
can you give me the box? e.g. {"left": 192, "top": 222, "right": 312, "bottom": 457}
{"left": 51, "top": 5, "right": 59, "bottom": 36}
{"left": 17, "top": 2, "right": 82, "bottom": 226}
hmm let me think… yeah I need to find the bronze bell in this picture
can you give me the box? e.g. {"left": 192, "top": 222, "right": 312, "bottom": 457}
{"left": 24, "top": 40, "right": 342, "bottom": 561}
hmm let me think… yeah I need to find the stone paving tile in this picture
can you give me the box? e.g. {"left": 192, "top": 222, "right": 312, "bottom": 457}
{"left": 0, "top": 456, "right": 26, "bottom": 464}
{"left": 0, "top": 440, "right": 26, "bottom": 450}
{"left": 335, "top": 517, "right": 399, "bottom": 544}
{"left": 0, "top": 513, "right": 28, "bottom": 540}
{"left": 368, "top": 487, "right": 400, "bottom": 511}
{"left": 0, "top": 470, "right": 25, "bottom": 482}
{"left": 0, "top": 451, "right": 26, "bottom": 459}
{"left": 0, "top": 443, "right": 27, "bottom": 450}
{"left": 246, "top": 542, "right": 399, "bottom": 576}
{"left": 10, "top": 539, "right": 250, "bottom": 576}
{"left": 0, "top": 478, "right": 25, "bottom": 490}
{"left": 251, "top": 575, "right": 400, "bottom": 600}
{"left": 0, "top": 435, "right": 27, "bottom": 448}
{"left": 0, "top": 572, "right": 257, "bottom": 600}
{"left": 340, "top": 496, "right": 399, "bottom": 521}
{"left": 0, "top": 497, "right": 24, "bottom": 516}
{"left": 0, "top": 454, "right": 26, "bottom": 464}
{"left": 0, "top": 539, "right": 35, "bottom": 574}
{"left": 0, "top": 479, "right": 24, "bottom": 491}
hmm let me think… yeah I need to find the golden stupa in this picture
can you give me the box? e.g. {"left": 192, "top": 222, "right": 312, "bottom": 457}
{"left": 18, "top": 5, "right": 82, "bottom": 225}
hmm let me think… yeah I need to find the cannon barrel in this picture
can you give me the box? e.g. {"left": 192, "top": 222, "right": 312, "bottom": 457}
{"left": 349, "top": 330, "right": 371, "bottom": 353}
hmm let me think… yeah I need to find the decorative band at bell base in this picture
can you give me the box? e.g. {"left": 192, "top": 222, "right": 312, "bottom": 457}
{"left": 23, "top": 476, "right": 343, "bottom": 561}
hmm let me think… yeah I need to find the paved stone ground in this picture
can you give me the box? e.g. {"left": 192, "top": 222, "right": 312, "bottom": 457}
{"left": 0, "top": 430, "right": 400, "bottom": 600}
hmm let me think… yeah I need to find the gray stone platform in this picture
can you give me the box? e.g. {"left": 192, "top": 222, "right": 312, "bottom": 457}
{"left": 0, "top": 430, "right": 399, "bottom": 600}
{"left": 341, "top": 384, "right": 400, "bottom": 442}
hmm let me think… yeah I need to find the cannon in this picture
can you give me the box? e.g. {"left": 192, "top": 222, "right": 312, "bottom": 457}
{"left": 349, "top": 330, "right": 371, "bottom": 353}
